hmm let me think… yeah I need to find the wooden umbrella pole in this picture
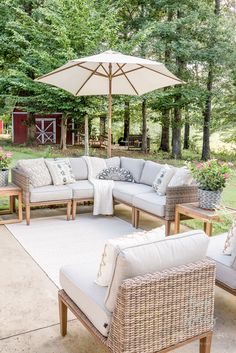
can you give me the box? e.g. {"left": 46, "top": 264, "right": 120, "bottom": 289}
{"left": 107, "top": 63, "right": 112, "bottom": 158}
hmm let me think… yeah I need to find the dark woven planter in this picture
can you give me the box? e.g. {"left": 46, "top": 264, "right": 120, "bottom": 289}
{"left": 0, "top": 169, "right": 9, "bottom": 187}
{"left": 198, "top": 188, "right": 222, "bottom": 210}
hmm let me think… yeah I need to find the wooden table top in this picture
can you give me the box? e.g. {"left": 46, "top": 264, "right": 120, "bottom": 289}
{"left": 0, "top": 183, "right": 22, "bottom": 194}
{"left": 176, "top": 202, "right": 236, "bottom": 221}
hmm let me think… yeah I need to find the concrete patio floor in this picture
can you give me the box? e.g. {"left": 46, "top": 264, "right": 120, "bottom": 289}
{"left": 0, "top": 205, "right": 235, "bottom": 353}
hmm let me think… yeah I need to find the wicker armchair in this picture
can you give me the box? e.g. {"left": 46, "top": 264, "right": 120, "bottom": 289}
{"left": 12, "top": 168, "right": 72, "bottom": 225}
{"left": 59, "top": 259, "right": 215, "bottom": 353}
{"left": 133, "top": 185, "right": 198, "bottom": 235}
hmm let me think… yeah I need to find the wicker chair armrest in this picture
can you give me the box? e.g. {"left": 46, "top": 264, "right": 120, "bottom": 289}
{"left": 12, "top": 168, "right": 30, "bottom": 193}
{"left": 165, "top": 185, "right": 198, "bottom": 220}
{"left": 108, "top": 259, "right": 215, "bottom": 353}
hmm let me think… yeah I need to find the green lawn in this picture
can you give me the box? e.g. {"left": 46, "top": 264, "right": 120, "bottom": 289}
{"left": 1, "top": 141, "right": 235, "bottom": 235}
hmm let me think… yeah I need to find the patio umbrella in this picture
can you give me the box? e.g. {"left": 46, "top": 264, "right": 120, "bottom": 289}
{"left": 36, "top": 50, "right": 183, "bottom": 157}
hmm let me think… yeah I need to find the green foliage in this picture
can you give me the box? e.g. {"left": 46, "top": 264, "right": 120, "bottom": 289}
{"left": 0, "top": 147, "right": 13, "bottom": 169}
{"left": 188, "top": 159, "right": 234, "bottom": 191}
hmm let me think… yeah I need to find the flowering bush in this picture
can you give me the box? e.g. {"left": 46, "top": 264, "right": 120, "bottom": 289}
{"left": 0, "top": 147, "right": 13, "bottom": 170}
{"left": 187, "top": 159, "right": 234, "bottom": 191}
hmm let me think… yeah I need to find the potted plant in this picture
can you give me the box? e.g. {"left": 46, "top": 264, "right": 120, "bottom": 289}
{"left": 188, "top": 159, "right": 234, "bottom": 210}
{"left": 0, "top": 147, "right": 13, "bottom": 187}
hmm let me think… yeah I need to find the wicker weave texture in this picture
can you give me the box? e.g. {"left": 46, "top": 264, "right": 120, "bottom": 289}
{"left": 108, "top": 260, "right": 215, "bottom": 353}
{"left": 165, "top": 185, "right": 198, "bottom": 220}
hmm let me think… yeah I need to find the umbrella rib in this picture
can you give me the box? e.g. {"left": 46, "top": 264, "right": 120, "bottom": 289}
{"left": 101, "top": 64, "right": 109, "bottom": 76}
{"left": 112, "top": 64, "right": 126, "bottom": 77}
{"left": 36, "top": 62, "right": 86, "bottom": 80}
{"left": 75, "top": 63, "right": 103, "bottom": 95}
{"left": 77, "top": 63, "right": 107, "bottom": 77}
{"left": 138, "top": 64, "right": 183, "bottom": 83}
{"left": 117, "top": 64, "right": 139, "bottom": 95}
{"left": 113, "top": 66, "right": 143, "bottom": 77}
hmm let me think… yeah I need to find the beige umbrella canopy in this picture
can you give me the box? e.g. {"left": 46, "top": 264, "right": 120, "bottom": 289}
{"left": 36, "top": 50, "right": 183, "bottom": 157}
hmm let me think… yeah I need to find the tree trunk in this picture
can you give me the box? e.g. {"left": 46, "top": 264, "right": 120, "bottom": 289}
{"left": 201, "top": 68, "right": 213, "bottom": 160}
{"left": 84, "top": 114, "right": 89, "bottom": 156}
{"left": 171, "top": 9, "right": 184, "bottom": 159}
{"left": 159, "top": 10, "right": 173, "bottom": 153}
{"left": 159, "top": 109, "right": 170, "bottom": 152}
{"left": 123, "top": 101, "right": 130, "bottom": 142}
{"left": 141, "top": 98, "right": 148, "bottom": 153}
{"left": 26, "top": 112, "right": 36, "bottom": 146}
{"left": 201, "top": 0, "right": 220, "bottom": 160}
{"left": 60, "top": 116, "right": 67, "bottom": 151}
{"left": 172, "top": 102, "right": 182, "bottom": 159}
{"left": 183, "top": 112, "right": 190, "bottom": 150}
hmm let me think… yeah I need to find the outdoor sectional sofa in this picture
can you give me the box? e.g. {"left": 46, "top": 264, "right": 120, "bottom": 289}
{"left": 12, "top": 156, "right": 198, "bottom": 236}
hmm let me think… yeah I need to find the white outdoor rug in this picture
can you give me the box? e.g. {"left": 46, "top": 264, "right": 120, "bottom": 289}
{"left": 6, "top": 214, "right": 138, "bottom": 287}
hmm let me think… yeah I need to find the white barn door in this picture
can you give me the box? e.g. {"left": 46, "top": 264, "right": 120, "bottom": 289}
{"left": 36, "top": 118, "right": 56, "bottom": 144}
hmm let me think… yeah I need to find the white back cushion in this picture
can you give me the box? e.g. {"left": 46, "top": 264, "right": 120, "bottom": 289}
{"left": 69, "top": 158, "right": 88, "bottom": 180}
{"left": 168, "top": 166, "right": 193, "bottom": 187}
{"left": 120, "top": 157, "right": 145, "bottom": 183}
{"left": 104, "top": 230, "right": 209, "bottom": 312}
{"left": 17, "top": 158, "right": 52, "bottom": 187}
{"left": 140, "top": 161, "right": 163, "bottom": 186}
{"left": 95, "top": 226, "right": 165, "bottom": 287}
{"left": 106, "top": 157, "right": 120, "bottom": 168}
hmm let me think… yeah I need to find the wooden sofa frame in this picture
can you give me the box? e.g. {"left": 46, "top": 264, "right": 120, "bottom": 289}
{"left": 12, "top": 168, "right": 71, "bottom": 225}
{"left": 71, "top": 185, "right": 198, "bottom": 236}
{"left": 59, "top": 259, "right": 215, "bottom": 353}
{"left": 12, "top": 167, "right": 197, "bottom": 235}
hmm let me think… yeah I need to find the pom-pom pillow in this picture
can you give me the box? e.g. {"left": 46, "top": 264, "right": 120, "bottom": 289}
{"left": 97, "top": 167, "right": 134, "bottom": 182}
{"left": 223, "top": 218, "right": 236, "bottom": 255}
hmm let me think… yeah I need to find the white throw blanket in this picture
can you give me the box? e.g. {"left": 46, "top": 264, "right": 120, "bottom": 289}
{"left": 83, "top": 156, "right": 114, "bottom": 215}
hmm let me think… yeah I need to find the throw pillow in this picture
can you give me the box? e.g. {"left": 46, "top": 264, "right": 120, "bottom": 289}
{"left": 168, "top": 166, "right": 193, "bottom": 187}
{"left": 152, "top": 164, "right": 175, "bottom": 195}
{"left": 95, "top": 226, "right": 165, "bottom": 286}
{"left": 223, "top": 218, "right": 236, "bottom": 255}
{"left": 17, "top": 158, "right": 52, "bottom": 188}
{"left": 97, "top": 167, "right": 134, "bottom": 182}
{"left": 46, "top": 159, "right": 75, "bottom": 186}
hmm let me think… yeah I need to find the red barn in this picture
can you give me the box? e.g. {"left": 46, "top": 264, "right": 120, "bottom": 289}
{"left": 0, "top": 120, "right": 3, "bottom": 134}
{"left": 12, "top": 110, "right": 74, "bottom": 145}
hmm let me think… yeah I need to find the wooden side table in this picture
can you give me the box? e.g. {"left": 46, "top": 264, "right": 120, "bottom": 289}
{"left": 0, "top": 183, "right": 23, "bottom": 224}
{"left": 175, "top": 202, "right": 236, "bottom": 236}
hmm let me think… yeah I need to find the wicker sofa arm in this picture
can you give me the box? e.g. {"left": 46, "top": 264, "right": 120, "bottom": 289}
{"left": 12, "top": 168, "right": 30, "bottom": 204}
{"left": 108, "top": 259, "right": 215, "bottom": 353}
{"left": 165, "top": 185, "right": 198, "bottom": 221}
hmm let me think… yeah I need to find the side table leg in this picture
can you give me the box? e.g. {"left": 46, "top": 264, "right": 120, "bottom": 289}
{"left": 175, "top": 208, "right": 180, "bottom": 234}
{"left": 10, "top": 196, "right": 14, "bottom": 213}
{"left": 18, "top": 193, "right": 23, "bottom": 222}
{"left": 205, "top": 222, "right": 213, "bottom": 236}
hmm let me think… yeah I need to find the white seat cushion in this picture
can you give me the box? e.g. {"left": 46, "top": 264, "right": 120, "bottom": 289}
{"left": 67, "top": 180, "right": 94, "bottom": 199}
{"left": 69, "top": 158, "right": 88, "bottom": 180}
{"left": 60, "top": 261, "right": 112, "bottom": 337}
{"left": 207, "top": 233, "right": 236, "bottom": 289}
{"left": 140, "top": 161, "right": 163, "bottom": 186}
{"left": 105, "top": 230, "right": 209, "bottom": 312}
{"left": 133, "top": 192, "right": 166, "bottom": 217}
{"left": 113, "top": 181, "right": 153, "bottom": 204}
{"left": 30, "top": 185, "right": 72, "bottom": 203}
{"left": 120, "top": 157, "right": 145, "bottom": 183}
